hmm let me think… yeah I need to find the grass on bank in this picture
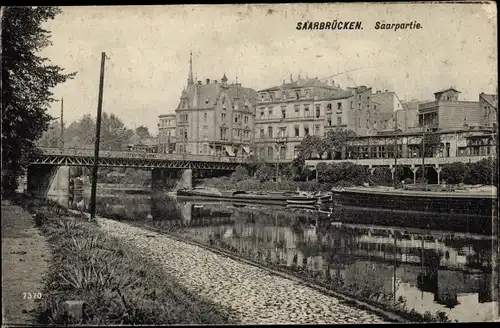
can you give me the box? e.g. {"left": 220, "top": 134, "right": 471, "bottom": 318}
{"left": 10, "top": 194, "right": 236, "bottom": 325}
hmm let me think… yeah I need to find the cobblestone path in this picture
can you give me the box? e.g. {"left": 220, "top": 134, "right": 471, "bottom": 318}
{"left": 98, "top": 218, "right": 389, "bottom": 324}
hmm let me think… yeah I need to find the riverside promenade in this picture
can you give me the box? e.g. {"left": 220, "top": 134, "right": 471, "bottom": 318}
{"left": 98, "top": 218, "right": 388, "bottom": 324}
{"left": 1, "top": 200, "right": 51, "bottom": 324}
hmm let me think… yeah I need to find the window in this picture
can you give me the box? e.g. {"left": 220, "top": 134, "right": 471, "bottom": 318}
{"left": 367, "top": 96, "right": 370, "bottom": 102}
{"left": 358, "top": 118, "right": 361, "bottom": 127}
{"left": 204, "top": 112, "right": 207, "bottom": 122}
{"left": 326, "top": 103, "right": 332, "bottom": 113}
{"left": 358, "top": 102, "right": 361, "bottom": 110}
{"left": 270, "top": 93, "right": 274, "bottom": 101}
{"left": 327, "top": 115, "right": 332, "bottom": 126}
{"left": 260, "top": 129, "right": 264, "bottom": 139}
{"left": 294, "top": 126, "right": 300, "bottom": 137}
{"left": 296, "top": 91, "right": 300, "bottom": 99}
{"left": 281, "top": 106, "right": 286, "bottom": 119}
{"left": 245, "top": 105, "right": 249, "bottom": 111}
{"left": 350, "top": 101, "right": 353, "bottom": 109}
{"left": 304, "top": 126, "right": 309, "bottom": 136}
{"left": 203, "top": 144, "right": 208, "bottom": 153}
{"left": 294, "top": 105, "right": 300, "bottom": 116}
{"left": 358, "top": 94, "right": 361, "bottom": 100}
{"left": 315, "top": 124, "right": 320, "bottom": 135}
{"left": 268, "top": 126, "right": 273, "bottom": 138}
{"left": 221, "top": 113, "right": 226, "bottom": 121}
{"left": 234, "top": 115, "right": 238, "bottom": 123}
{"left": 337, "top": 102, "right": 342, "bottom": 111}
{"left": 337, "top": 116, "right": 342, "bottom": 125}
{"left": 315, "top": 105, "right": 321, "bottom": 118}
{"left": 304, "top": 105, "right": 310, "bottom": 117}
{"left": 221, "top": 128, "right": 227, "bottom": 140}
{"left": 268, "top": 147, "right": 274, "bottom": 159}
{"left": 279, "top": 127, "right": 286, "bottom": 138}
{"left": 244, "top": 116, "right": 248, "bottom": 124}
{"left": 260, "top": 110, "right": 264, "bottom": 118}
{"left": 268, "top": 108, "right": 273, "bottom": 118}
{"left": 261, "top": 95, "right": 264, "bottom": 102}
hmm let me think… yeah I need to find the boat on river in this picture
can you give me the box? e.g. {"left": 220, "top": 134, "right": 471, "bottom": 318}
{"left": 177, "top": 187, "right": 332, "bottom": 206}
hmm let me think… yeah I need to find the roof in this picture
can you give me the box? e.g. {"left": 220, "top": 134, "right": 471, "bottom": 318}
{"left": 176, "top": 81, "right": 258, "bottom": 111}
{"left": 258, "top": 77, "right": 339, "bottom": 92}
{"left": 480, "top": 93, "right": 498, "bottom": 109}
{"left": 434, "top": 88, "right": 461, "bottom": 95}
{"left": 158, "top": 113, "right": 176, "bottom": 118}
{"left": 327, "top": 90, "right": 354, "bottom": 100}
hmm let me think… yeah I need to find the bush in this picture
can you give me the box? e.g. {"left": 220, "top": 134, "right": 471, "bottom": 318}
{"left": 37, "top": 208, "right": 235, "bottom": 325}
{"left": 441, "top": 162, "right": 467, "bottom": 184}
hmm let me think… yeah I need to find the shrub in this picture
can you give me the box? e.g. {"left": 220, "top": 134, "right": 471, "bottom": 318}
{"left": 441, "top": 162, "right": 467, "bottom": 184}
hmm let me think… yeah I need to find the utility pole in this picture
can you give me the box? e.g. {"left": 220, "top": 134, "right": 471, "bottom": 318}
{"left": 421, "top": 113, "right": 426, "bottom": 184}
{"left": 393, "top": 110, "right": 398, "bottom": 186}
{"left": 60, "top": 97, "right": 64, "bottom": 150}
{"left": 90, "top": 52, "right": 106, "bottom": 221}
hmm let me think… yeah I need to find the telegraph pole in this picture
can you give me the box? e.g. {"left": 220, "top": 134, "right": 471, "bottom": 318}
{"left": 393, "top": 110, "right": 398, "bottom": 186}
{"left": 60, "top": 97, "right": 64, "bottom": 150}
{"left": 90, "top": 52, "right": 106, "bottom": 221}
{"left": 421, "top": 113, "right": 426, "bottom": 184}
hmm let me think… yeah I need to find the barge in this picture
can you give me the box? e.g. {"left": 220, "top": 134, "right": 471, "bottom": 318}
{"left": 330, "top": 187, "right": 496, "bottom": 235}
{"left": 176, "top": 187, "right": 332, "bottom": 206}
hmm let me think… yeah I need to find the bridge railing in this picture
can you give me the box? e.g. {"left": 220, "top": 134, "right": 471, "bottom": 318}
{"left": 38, "top": 147, "right": 247, "bottom": 163}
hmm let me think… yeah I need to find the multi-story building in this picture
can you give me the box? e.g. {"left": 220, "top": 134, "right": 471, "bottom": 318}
{"left": 157, "top": 113, "right": 176, "bottom": 153}
{"left": 418, "top": 88, "right": 484, "bottom": 131}
{"left": 255, "top": 76, "right": 374, "bottom": 161}
{"left": 174, "top": 53, "right": 258, "bottom": 157}
{"left": 371, "top": 89, "right": 406, "bottom": 131}
{"left": 478, "top": 92, "right": 498, "bottom": 128}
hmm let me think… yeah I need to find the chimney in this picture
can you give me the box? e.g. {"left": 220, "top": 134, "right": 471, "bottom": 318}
{"left": 385, "top": 89, "right": 388, "bottom": 92}
{"left": 332, "top": 79, "right": 335, "bottom": 86}
{"left": 206, "top": 79, "right": 210, "bottom": 85}
{"left": 197, "top": 81, "right": 202, "bottom": 85}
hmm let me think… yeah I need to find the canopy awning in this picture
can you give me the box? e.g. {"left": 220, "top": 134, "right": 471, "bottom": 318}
{"left": 243, "top": 146, "right": 251, "bottom": 154}
{"left": 224, "top": 145, "right": 236, "bottom": 157}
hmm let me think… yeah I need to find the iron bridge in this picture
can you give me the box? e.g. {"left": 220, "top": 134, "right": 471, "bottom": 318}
{"left": 30, "top": 147, "right": 247, "bottom": 170}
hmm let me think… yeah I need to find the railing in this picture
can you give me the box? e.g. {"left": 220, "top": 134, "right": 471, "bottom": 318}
{"left": 305, "top": 155, "right": 492, "bottom": 168}
{"left": 38, "top": 147, "right": 247, "bottom": 163}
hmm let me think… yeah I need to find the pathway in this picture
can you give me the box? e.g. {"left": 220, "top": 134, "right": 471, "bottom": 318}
{"left": 98, "top": 218, "right": 389, "bottom": 324}
{"left": 1, "top": 200, "right": 51, "bottom": 325}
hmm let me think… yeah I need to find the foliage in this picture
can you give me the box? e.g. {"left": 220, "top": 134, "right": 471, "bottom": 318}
{"left": 37, "top": 120, "right": 62, "bottom": 148}
{"left": 441, "top": 162, "right": 468, "bottom": 184}
{"left": 135, "top": 126, "right": 151, "bottom": 139}
{"left": 317, "top": 162, "right": 368, "bottom": 185}
{"left": 322, "top": 129, "right": 358, "bottom": 158}
{"left": 35, "top": 203, "right": 235, "bottom": 325}
{"left": 2, "top": 6, "right": 76, "bottom": 195}
{"left": 254, "top": 163, "right": 275, "bottom": 182}
{"left": 231, "top": 166, "right": 249, "bottom": 182}
{"left": 296, "top": 135, "right": 324, "bottom": 159}
{"left": 465, "top": 158, "right": 496, "bottom": 185}
{"left": 422, "top": 133, "right": 441, "bottom": 157}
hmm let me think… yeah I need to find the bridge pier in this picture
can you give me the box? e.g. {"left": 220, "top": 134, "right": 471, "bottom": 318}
{"left": 27, "top": 165, "right": 70, "bottom": 206}
{"left": 152, "top": 168, "right": 193, "bottom": 191}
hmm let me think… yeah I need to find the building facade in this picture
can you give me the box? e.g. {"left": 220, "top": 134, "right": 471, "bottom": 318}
{"left": 158, "top": 113, "right": 176, "bottom": 153}
{"left": 174, "top": 53, "right": 258, "bottom": 158}
{"left": 254, "top": 77, "right": 375, "bottom": 161}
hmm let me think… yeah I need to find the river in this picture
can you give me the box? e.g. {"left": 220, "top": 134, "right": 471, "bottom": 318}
{"left": 79, "top": 192, "right": 497, "bottom": 322}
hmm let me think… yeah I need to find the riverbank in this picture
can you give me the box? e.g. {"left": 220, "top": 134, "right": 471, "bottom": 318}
{"left": 6, "top": 195, "right": 235, "bottom": 325}
{"left": 1, "top": 199, "right": 51, "bottom": 325}
{"left": 98, "top": 217, "right": 389, "bottom": 324}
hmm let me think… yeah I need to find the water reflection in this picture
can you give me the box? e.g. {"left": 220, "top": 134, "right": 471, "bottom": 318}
{"left": 92, "top": 193, "right": 497, "bottom": 322}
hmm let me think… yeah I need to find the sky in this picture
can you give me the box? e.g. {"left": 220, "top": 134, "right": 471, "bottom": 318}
{"left": 41, "top": 3, "right": 497, "bottom": 135}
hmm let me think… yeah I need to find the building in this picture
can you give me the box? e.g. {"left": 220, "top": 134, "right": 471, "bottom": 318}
{"left": 418, "top": 88, "right": 485, "bottom": 131}
{"left": 126, "top": 132, "right": 158, "bottom": 152}
{"left": 371, "top": 89, "right": 406, "bottom": 131}
{"left": 158, "top": 113, "right": 176, "bottom": 153}
{"left": 255, "top": 76, "right": 374, "bottom": 161}
{"left": 479, "top": 92, "right": 498, "bottom": 128}
{"left": 174, "top": 53, "right": 258, "bottom": 157}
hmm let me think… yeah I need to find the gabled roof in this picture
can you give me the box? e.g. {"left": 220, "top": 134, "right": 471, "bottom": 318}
{"left": 434, "top": 88, "right": 461, "bottom": 95}
{"left": 480, "top": 93, "right": 498, "bottom": 109}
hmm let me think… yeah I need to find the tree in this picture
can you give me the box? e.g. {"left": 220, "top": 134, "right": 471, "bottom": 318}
{"left": 296, "top": 135, "right": 324, "bottom": 159}
{"left": 323, "top": 129, "right": 357, "bottom": 159}
{"left": 100, "top": 113, "right": 133, "bottom": 150}
{"left": 2, "top": 7, "right": 76, "bottom": 195}
{"left": 64, "top": 114, "right": 95, "bottom": 148}
{"left": 37, "top": 120, "right": 61, "bottom": 148}
{"left": 422, "top": 132, "right": 441, "bottom": 157}
{"left": 135, "top": 125, "right": 151, "bottom": 139}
